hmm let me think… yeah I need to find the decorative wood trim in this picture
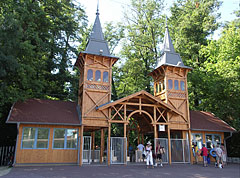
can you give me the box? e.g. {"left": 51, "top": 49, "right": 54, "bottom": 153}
{"left": 111, "top": 105, "right": 124, "bottom": 121}
{"left": 84, "top": 92, "right": 109, "bottom": 119}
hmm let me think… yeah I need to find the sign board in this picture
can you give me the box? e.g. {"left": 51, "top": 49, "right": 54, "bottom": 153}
{"left": 159, "top": 125, "right": 165, "bottom": 132}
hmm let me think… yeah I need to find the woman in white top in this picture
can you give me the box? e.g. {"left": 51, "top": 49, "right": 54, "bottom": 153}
{"left": 146, "top": 141, "right": 154, "bottom": 168}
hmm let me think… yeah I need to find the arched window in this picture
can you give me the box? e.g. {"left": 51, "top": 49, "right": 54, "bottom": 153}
{"left": 103, "top": 71, "right": 109, "bottom": 82}
{"left": 180, "top": 81, "right": 185, "bottom": 91}
{"left": 87, "top": 69, "right": 93, "bottom": 81}
{"left": 174, "top": 80, "right": 179, "bottom": 90}
{"left": 168, "top": 79, "right": 173, "bottom": 89}
{"left": 95, "top": 70, "right": 101, "bottom": 82}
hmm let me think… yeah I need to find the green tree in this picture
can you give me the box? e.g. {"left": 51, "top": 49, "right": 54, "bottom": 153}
{"left": 169, "top": 0, "right": 222, "bottom": 108}
{"left": 115, "top": 0, "right": 165, "bottom": 98}
{"left": 0, "top": 0, "right": 87, "bottom": 144}
{"left": 198, "top": 18, "right": 240, "bottom": 130}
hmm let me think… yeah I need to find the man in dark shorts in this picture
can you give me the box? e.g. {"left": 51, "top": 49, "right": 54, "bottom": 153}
{"left": 156, "top": 143, "right": 165, "bottom": 167}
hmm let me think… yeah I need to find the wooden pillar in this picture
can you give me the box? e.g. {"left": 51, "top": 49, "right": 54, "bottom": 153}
{"left": 167, "top": 125, "right": 171, "bottom": 165}
{"left": 124, "top": 123, "right": 127, "bottom": 165}
{"left": 79, "top": 125, "right": 84, "bottom": 166}
{"left": 107, "top": 123, "right": 111, "bottom": 166}
{"left": 141, "top": 133, "right": 144, "bottom": 144}
{"left": 100, "top": 128, "right": 105, "bottom": 164}
{"left": 154, "top": 124, "right": 158, "bottom": 139}
{"left": 188, "top": 129, "right": 193, "bottom": 164}
{"left": 91, "top": 132, "right": 95, "bottom": 162}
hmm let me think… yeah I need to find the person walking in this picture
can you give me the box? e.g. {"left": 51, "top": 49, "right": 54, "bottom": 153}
{"left": 137, "top": 143, "right": 145, "bottom": 162}
{"left": 200, "top": 144, "right": 208, "bottom": 167}
{"left": 216, "top": 144, "right": 223, "bottom": 168}
{"left": 221, "top": 144, "right": 227, "bottom": 167}
{"left": 145, "top": 141, "right": 154, "bottom": 168}
{"left": 156, "top": 142, "right": 165, "bottom": 167}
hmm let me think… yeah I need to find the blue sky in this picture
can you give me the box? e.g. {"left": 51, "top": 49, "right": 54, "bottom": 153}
{"left": 79, "top": 0, "right": 239, "bottom": 26}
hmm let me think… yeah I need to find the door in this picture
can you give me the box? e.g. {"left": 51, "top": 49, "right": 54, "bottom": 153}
{"left": 110, "top": 137, "right": 127, "bottom": 164}
{"left": 83, "top": 136, "right": 91, "bottom": 164}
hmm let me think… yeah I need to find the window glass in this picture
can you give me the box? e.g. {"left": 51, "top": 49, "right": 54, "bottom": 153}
{"left": 95, "top": 70, "right": 101, "bottom": 82}
{"left": 87, "top": 69, "right": 93, "bottom": 81}
{"left": 180, "top": 81, "right": 185, "bottom": 91}
{"left": 66, "top": 129, "right": 77, "bottom": 149}
{"left": 36, "top": 128, "right": 49, "bottom": 148}
{"left": 53, "top": 129, "right": 65, "bottom": 148}
{"left": 168, "top": 79, "right": 173, "bottom": 89}
{"left": 103, "top": 71, "right": 109, "bottom": 82}
{"left": 205, "top": 134, "right": 221, "bottom": 149}
{"left": 22, "top": 128, "right": 36, "bottom": 148}
{"left": 174, "top": 80, "right": 179, "bottom": 90}
{"left": 191, "top": 133, "right": 203, "bottom": 149}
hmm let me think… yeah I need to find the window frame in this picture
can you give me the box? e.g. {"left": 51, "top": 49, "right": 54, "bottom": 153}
{"left": 180, "top": 81, "right": 185, "bottom": 91}
{"left": 168, "top": 79, "right": 173, "bottom": 90}
{"left": 174, "top": 80, "right": 179, "bottom": 90}
{"left": 205, "top": 134, "right": 221, "bottom": 149}
{"left": 21, "top": 127, "right": 50, "bottom": 150}
{"left": 191, "top": 133, "right": 203, "bottom": 149}
{"left": 103, "top": 71, "right": 109, "bottom": 83}
{"left": 87, "top": 69, "right": 93, "bottom": 81}
{"left": 95, "top": 70, "right": 101, "bottom": 82}
{"left": 52, "top": 128, "right": 78, "bottom": 150}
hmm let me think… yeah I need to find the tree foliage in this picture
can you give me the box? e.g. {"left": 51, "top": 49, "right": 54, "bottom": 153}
{"left": 0, "top": 0, "right": 87, "bottom": 143}
{"left": 114, "top": 0, "right": 165, "bottom": 99}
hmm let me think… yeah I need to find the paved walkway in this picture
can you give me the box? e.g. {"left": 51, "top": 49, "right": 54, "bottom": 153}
{"left": 0, "top": 164, "right": 239, "bottom": 178}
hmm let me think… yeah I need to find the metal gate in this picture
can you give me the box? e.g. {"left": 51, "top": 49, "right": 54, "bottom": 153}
{"left": 154, "top": 138, "right": 169, "bottom": 163}
{"left": 83, "top": 136, "right": 91, "bottom": 164}
{"left": 110, "top": 137, "right": 127, "bottom": 164}
{"left": 171, "top": 139, "right": 190, "bottom": 163}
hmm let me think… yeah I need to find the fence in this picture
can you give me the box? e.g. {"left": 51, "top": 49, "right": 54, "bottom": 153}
{"left": 0, "top": 145, "right": 15, "bottom": 166}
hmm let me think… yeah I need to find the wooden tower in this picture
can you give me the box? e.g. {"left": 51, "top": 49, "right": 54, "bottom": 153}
{"left": 75, "top": 10, "right": 118, "bottom": 130}
{"left": 149, "top": 22, "right": 193, "bottom": 163}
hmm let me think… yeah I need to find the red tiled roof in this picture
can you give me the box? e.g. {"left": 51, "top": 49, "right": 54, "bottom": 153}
{"left": 190, "top": 111, "right": 236, "bottom": 132}
{"left": 7, "top": 99, "right": 80, "bottom": 125}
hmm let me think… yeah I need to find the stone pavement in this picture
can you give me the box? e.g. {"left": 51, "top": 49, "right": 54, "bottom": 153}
{"left": 0, "top": 164, "right": 239, "bottom": 178}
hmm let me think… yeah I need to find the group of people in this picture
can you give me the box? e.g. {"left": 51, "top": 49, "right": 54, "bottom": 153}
{"left": 192, "top": 143, "right": 226, "bottom": 168}
{"left": 136, "top": 141, "right": 165, "bottom": 169}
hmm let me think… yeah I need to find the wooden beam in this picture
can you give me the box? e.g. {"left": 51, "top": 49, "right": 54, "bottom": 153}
{"left": 79, "top": 125, "right": 84, "bottom": 166}
{"left": 100, "top": 128, "right": 104, "bottom": 164}
{"left": 112, "top": 105, "right": 124, "bottom": 120}
{"left": 154, "top": 124, "right": 158, "bottom": 139}
{"left": 167, "top": 125, "right": 171, "bottom": 165}
{"left": 108, "top": 120, "right": 129, "bottom": 124}
{"left": 124, "top": 123, "right": 127, "bottom": 165}
{"left": 107, "top": 123, "right": 111, "bottom": 166}
{"left": 188, "top": 129, "right": 193, "bottom": 164}
{"left": 139, "top": 97, "right": 142, "bottom": 115}
{"left": 91, "top": 132, "right": 95, "bottom": 162}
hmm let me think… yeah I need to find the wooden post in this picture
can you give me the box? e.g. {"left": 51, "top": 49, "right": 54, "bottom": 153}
{"left": 91, "top": 132, "right": 95, "bottom": 162}
{"left": 167, "top": 125, "right": 171, "bottom": 165}
{"left": 107, "top": 123, "right": 111, "bottom": 166}
{"left": 79, "top": 125, "right": 84, "bottom": 166}
{"left": 188, "top": 129, "right": 193, "bottom": 164}
{"left": 141, "top": 133, "right": 144, "bottom": 144}
{"left": 100, "top": 128, "right": 104, "bottom": 164}
{"left": 124, "top": 123, "right": 127, "bottom": 165}
{"left": 154, "top": 124, "right": 158, "bottom": 139}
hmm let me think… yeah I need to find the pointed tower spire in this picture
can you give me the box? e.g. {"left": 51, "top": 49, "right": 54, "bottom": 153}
{"left": 84, "top": 3, "right": 111, "bottom": 57}
{"left": 163, "top": 17, "right": 175, "bottom": 53}
{"left": 155, "top": 16, "right": 191, "bottom": 69}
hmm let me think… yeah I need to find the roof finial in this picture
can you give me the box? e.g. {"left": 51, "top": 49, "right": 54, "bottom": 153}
{"left": 165, "top": 16, "right": 168, "bottom": 28}
{"left": 96, "top": 0, "right": 99, "bottom": 15}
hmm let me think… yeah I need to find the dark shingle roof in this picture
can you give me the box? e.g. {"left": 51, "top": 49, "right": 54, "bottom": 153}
{"left": 190, "top": 111, "right": 236, "bottom": 132}
{"left": 6, "top": 99, "right": 80, "bottom": 125}
{"left": 155, "top": 22, "right": 192, "bottom": 70}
